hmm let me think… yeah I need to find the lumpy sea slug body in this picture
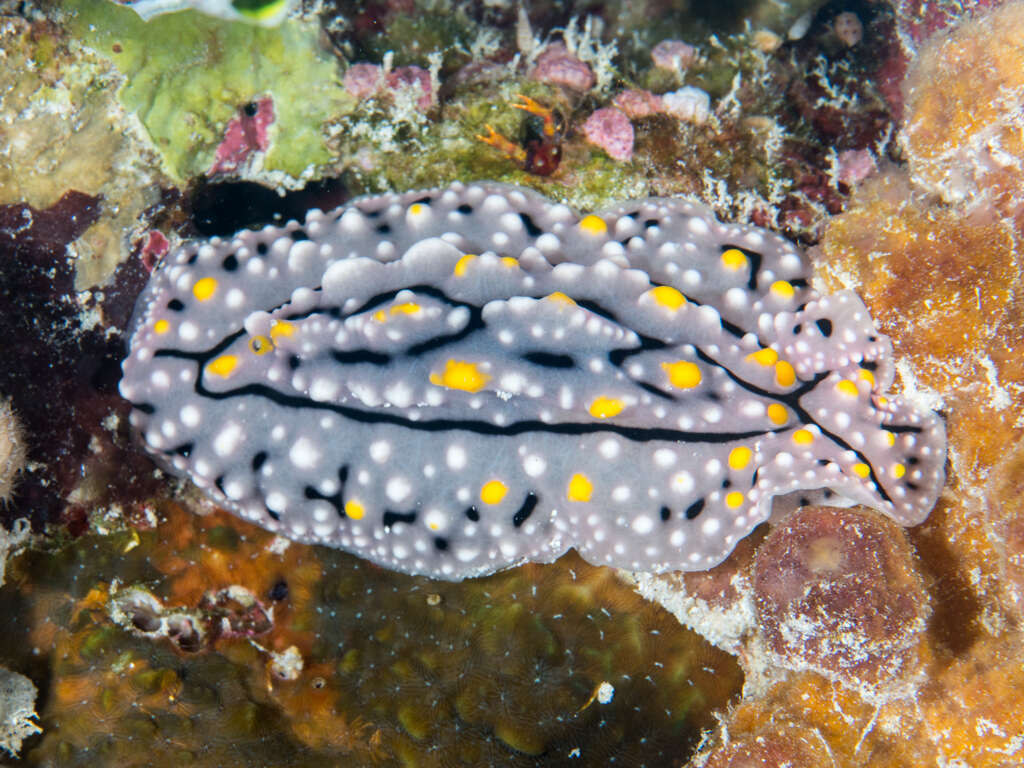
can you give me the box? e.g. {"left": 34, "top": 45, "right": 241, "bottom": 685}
{"left": 120, "top": 182, "right": 946, "bottom": 580}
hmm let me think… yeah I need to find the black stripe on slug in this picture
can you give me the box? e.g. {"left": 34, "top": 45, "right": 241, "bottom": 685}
{"left": 383, "top": 509, "right": 418, "bottom": 528}
{"left": 512, "top": 493, "right": 539, "bottom": 527}
{"left": 522, "top": 351, "right": 575, "bottom": 368}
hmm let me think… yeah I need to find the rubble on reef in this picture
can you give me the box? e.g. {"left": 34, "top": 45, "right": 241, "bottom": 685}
{"left": 1, "top": 0, "right": 1024, "bottom": 764}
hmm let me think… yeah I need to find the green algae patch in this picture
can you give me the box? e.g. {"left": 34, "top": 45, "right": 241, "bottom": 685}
{"left": 59, "top": 0, "right": 355, "bottom": 184}
{"left": 332, "top": 80, "right": 651, "bottom": 213}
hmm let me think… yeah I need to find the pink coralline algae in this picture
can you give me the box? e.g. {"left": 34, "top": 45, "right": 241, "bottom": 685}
{"left": 209, "top": 97, "right": 275, "bottom": 176}
{"left": 343, "top": 62, "right": 384, "bottom": 100}
{"left": 581, "top": 107, "right": 634, "bottom": 161}
{"left": 531, "top": 42, "right": 595, "bottom": 92}
{"left": 752, "top": 506, "right": 930, "bottom": 688}
{"left": 344, "top": 63, "right": 435, "bottom": 111}
{"left": 650, "top": 40, "right": 698, "bottom": 72}
{"left": 384, "top": 66, "right": 435, "bottom": 111}
{"left": 835, "top": 148, "right": 877, "bottom": 187}
{"left": 612, "top": 88, "right": 664, "bottom": 119}
{"left": 138, "top": 230, "right": 170, "bottom": 272}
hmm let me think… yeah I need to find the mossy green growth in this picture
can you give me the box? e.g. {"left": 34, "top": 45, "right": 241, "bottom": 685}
{"left": 360, "top": 10, "right": 473, "bottom": 70}
{"left": 58, "top": 0, "right": 355, "bottom": 183}
{"left": 334, "top": 80, "right": 651, "bottom": 212}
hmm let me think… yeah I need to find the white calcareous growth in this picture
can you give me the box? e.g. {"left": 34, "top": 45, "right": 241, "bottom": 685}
{"left": 0, "top": 399, "right": 26, "bottom": 506}
{"left": 0, "top": 666, "right": 41, "bottom": 758}
{"left": 120, "top": 182, "right": 947, "bottom": 581}
{"left": 662, "top": 86, "right": 712, "bottom": 126}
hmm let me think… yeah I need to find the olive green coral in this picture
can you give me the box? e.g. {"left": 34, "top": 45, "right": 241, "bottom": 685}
{"left": 58, "top": 0, "right": 355, "bottom": 184}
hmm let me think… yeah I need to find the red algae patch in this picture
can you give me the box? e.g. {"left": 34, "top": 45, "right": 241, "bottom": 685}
{"left": 752, "top": 506, "right": 930, "bottom": 689}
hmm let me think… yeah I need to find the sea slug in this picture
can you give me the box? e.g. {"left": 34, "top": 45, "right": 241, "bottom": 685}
{"left": 120, "top": 183, "right": 946, "bottom": 580}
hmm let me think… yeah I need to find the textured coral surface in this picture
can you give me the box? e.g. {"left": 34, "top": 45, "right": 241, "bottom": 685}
{"left": 1, "top": 503, "right": 741, "bottom": 765}
{"left": 2, "top": 0, "right": 1024, "bottom": 764}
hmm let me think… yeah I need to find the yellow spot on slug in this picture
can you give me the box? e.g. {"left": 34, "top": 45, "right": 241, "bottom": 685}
{"left": 430, "top": 359, "right": 491, "bottom": 392}
{"left": 775, "top": 360, "right": 796, "bottom": 387}
{"left": 391, "top": 302, "right": 421, "bottom": 315}
{"left": 454, "top": 254, "right": 477, "bottom": 276}
{"left": 409, "top": 203, "right": 426, "bottom": 217}
{"left": 767, "top": 403, "right": 788, "bottom": 425}
{"left": 852, "top": 462, "right": 870, "bottom": 478}
{"left": 249, "top": 335, "right": 273, "bottom": 355}
{"left": 545, "top": 291, "right": 576, "bottom": 306}
{"left": 721, "top": 248, "right": 747, "bottom": 271}
{"left": 891, "top": 463, "right": 906, "bottom": 479}
{"left": 726, "top": 491, "right": 745, "bottom": 508}
{"left": 589, "top": 396, "right": 625, "bottom": 419}
{"left": 374, "top": 302, "right": 422, "bottom": 323}
{"left": 859, "top": 368, "right": 876, "bottom": 386}
{"left": 153, "top": 319, "right": 170, "bottom": 334}
{"left": 885, "top": 431, "right": 896, "bottom": 446}
{"left": 746, "top": 348, "right": 778, "bottom": 366}
{"left": 579, "top": 215, "right": 608, "bottom": 236}
{"left": 792, "top": 428, "right": 814, "bottom": 445}
{"left": 836, "top": 379, "right": 859, "bottom": 397}
{"left": 501, "top": 257, "right": 518, "bottom": 268}
{"left": 344, "top": 500, "right": 365, "bottom": 520}
{"left": 770, "top": 280, "right": 795, "bottom": 299}
{"left": 270, "top": 321, "right": 294, "bottom": 339}
{"left": 567, "top": 473, "right": 593, "bottom": 502}
{"left": 878, "top": 396, "right": 889, "bottom": 406}
{"left": 647, "top": 286, "right": 686, "bottom": 310}
{"left": 662, "top": 360, "right": 702, "bottom": 389}
{"left": 207, "top": 354, "right": 239, "bottom": 378}
{"left": 728, "top": 446, "right": 752, "bottom": 470}
{"left": 193, "top": 276, "right": 218, "bottom": 301}
{"left": 480, "top": 480, "right": 508, "bottom": 505}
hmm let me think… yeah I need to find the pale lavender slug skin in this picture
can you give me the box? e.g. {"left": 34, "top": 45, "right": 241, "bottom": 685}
{"left": 120, "top": 182, "right": 946, "bottom": 580}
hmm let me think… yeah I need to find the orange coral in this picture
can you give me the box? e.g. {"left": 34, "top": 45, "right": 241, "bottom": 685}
{"left": 902, "top": 2, "right": 1024, "bottom": 223}
{"left": 817, "top": 170, "right": 1024, "bottom": 630}
{"left": 701, "top": 636, "right": 1024, "bottom": 767}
